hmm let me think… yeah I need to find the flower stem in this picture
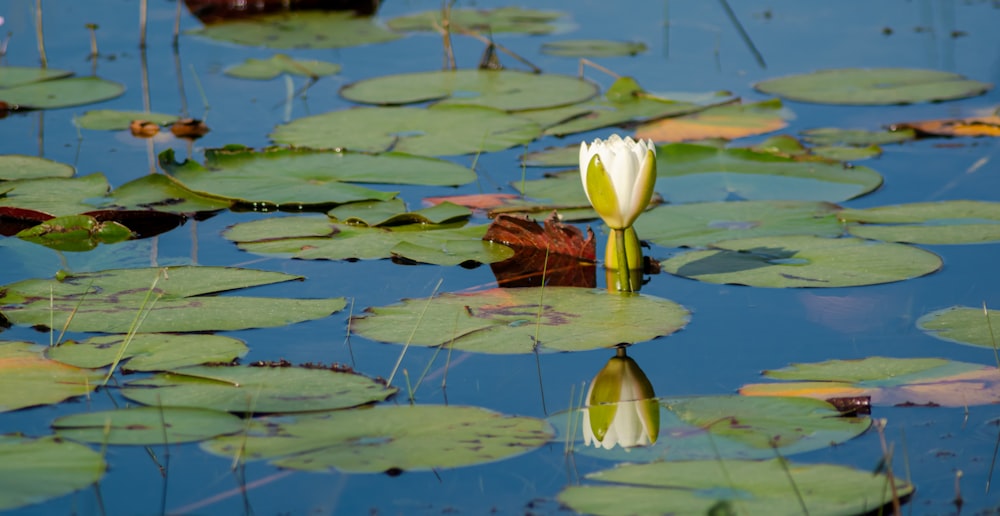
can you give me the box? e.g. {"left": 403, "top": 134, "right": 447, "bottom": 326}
{"left": 614, "top": 228, "right": 632, "bottom": 292}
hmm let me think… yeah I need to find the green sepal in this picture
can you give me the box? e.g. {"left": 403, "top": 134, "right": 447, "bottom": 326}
{"left": 585, "top": 154, "right": 623, "bottom": 228}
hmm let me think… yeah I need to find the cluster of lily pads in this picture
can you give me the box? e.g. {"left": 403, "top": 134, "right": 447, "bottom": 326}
{"left": 2, "top": 3, "right": 1000, "bottom": 514}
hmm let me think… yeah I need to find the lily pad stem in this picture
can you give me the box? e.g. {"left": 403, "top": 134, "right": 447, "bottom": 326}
{"left": 614, "top": 228, "right": 632, "bottom": 292}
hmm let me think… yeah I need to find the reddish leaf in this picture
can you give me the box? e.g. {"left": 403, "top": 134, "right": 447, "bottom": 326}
{"left": 425, "top": 193, "right": 520, "bottom": 212}
{"left": 891, "top": 115, "right": 1000, "bottom": 137}
{"left": 0, "top": 206, "right": 55, "bottom": 236}
{"left": 484, "top": 212, "right": 596, "bottom": 288}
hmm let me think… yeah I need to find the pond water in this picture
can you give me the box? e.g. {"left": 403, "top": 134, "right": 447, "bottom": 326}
{"left": 2, "top": 0, "right": 1000, "bottom": 514}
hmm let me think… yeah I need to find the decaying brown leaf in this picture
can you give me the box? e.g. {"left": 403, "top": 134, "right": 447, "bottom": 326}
{"left": 891, "top": 115, "right": 1000, "bottom": 137}
{"left": 483, "top": 212, "right": 596, "bottom": 288}
{"left": 170, "top": 118, "right": 211, "bottom": 139}
{"left": 129, "top": 120, "right": 160, "bottom": 138}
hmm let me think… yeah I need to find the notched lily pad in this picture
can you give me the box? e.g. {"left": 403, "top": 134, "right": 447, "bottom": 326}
{"left": 75, "top": 110, "right": 180, "bottom": 131}
{"left": 541, "top": 39, "right": 647, "bottom": 57}
{"left": 386, "top": 7, "right": 563, "bottom": 34}
{"left": 0, "top": 342, "right": 103, "bottom": 413}
{"left": 660, "top": 235, "right": 942, "bottom": 288}
{"left": 53, "top": 406, "right": 244, "bottom": 445}
{"left": 47, "top": 333, "right": 248, "bottom": 371}
{"left": 225, "top": 54, "right": 341, "bottom": 80}
{"left": 190, "top": 11, "right": 400, "bottom": 49}
{"left": 0, "top": 435, "right": 105, "bottom": 511}
{"left": 122, "top": 364, "right": 396, "bottom": 413}
{"left": 755, "top": 68, "right": 991, "bottom": 105}
{"left": 0, "top": 155, "right": 75, "bottom": 180}
{"left": 0, "top": 173, "right": 109, "bottom": 217}
{"left": 0, "top": 77, "right": 125, "bottom": 110}
{"left": 203, "top": 405, "right": 553, "bottom": 473}
{"left": 839, "top": 200, "right": 1000, "bottom": 244}
{"left": 918, "top": 306, "right": 1000, "bottom": 350}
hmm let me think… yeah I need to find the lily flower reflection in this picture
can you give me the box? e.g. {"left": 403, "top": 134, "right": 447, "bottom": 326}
{"left": 582, "top": 346, "right": 659, "bottom": 450}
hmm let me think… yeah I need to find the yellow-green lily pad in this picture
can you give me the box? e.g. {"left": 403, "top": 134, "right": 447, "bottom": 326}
{"left": 918, "top": 306, "right": 1000, "bottom": 350}
{"left": 0, "top": 342, "right": 102, "bottom": 413}
{"left": 755, "top": 68, "right": 991, "bottom": 105}
{"left": 105, "top": 173, "right": 233, "bottom": 213}
{"left": 0, "top": 155, "right": 75, "bottom": 180}
{"left": 840, "top": 200, "right": 1000, "bottom": 244}
{"left": 0, "top": 66, "right": 73, "bottom": 88}
{"left": 225, "top": 54, "right": 341, "bottom": 80}
{"left": 46, "top": 333, "right": 248, "bottom": 371}
{"left": 0, "top": 174, "right": 109, "bottom": 216}
{"left": 190, "top": 11, "right": 400, "bottom": 49}
{"left": 53, "top": 407, "right": 244, "bottom": 445}
{"left": 386, "top": 7, "right": 563, "bottom": 34}
{"left": 0, "top": 77, "right": 124, "bottom": 110}
{"left": 0, "top": 435, "right": 105, "bottom": 511}
{"left": 16, "top": 214, "right": 132, "bottom": 252}
{"left": 801, "top": 127, "right": 917, "bottom": 146}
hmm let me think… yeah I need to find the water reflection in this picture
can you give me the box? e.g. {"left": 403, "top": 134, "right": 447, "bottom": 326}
{"left": 582, "top": 346, "right": 659, "bottom": 450}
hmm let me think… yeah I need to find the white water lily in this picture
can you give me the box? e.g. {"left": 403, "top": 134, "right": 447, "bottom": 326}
{"left": 579, "top": 134, "right": 656, "bottom": 230}
{"left": 582, "top": 347, "right": 659, "bottom": 450}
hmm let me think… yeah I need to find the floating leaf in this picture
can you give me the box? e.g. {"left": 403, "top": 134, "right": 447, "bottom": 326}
{"left": 0, "top": 435, "right": 105, "bottom": 511}
{"left": 329, "top": 200, "right": 471, "bottom": 226}
{"left": 0, "top": 266, "right": 347, "bottom": 333}
{"left": 918, "top": 306, "right": 1000, "bottom": 350}
{"left": 892, "top": 114, "right": 1000, "bottom": 137}
{"left": 0, "top": 342, "right": 102, "bottom": 413}
{"left": 810, "top": 144, "right": 882, "bottom": 161}
{"left": 755, "top": 68, "right": 991, "bottom": 105}
{"left": 635, "top": 99, "right": 790, "bottom": 143}
{"left": 740, "top": 357, "right": 1000, "bottom": 407}
{"left": 521, "top": 145, "right": 578, "bottom": 167}
{"left": 46, "top": 334, "right": 247, "bottom": 371}
{"left": 351, "top": 287, "right": 689, "bottom": 354}
{"left": 634, "top": 201, "right": 843, "bottom": 248}
{"left": 74, "top": 110, "right": 179, "bottom": 131}
{"left": 559, "top": 459, "right": 911, "bottom": 515}
{"left": 225, "top": 54, "right": 341, "bottom": 80}
{"left": 53, "top": 407, "right": 244, "bottom": 445}
{"left": 0, "top": 77, "right": 125, "bottom": 109}
{"left": 0, "top": 174, "right": 108, "bottom": 216}
{"left": 16, "top": 214, "right": 132, "bottom": 252}
{"left": 801, "top": 127, "right": 917, "bottom": 146}
{"left": 203, "top": 405, "right": 552, "bottom": 472}
{"left": 340, "top": 70, "right": 597, "bottom": 111}
{"left": 424, "top": 193, "right": 522, "bottom": 212}
{"left": 190, "top": 11, "right": 400, "bottom": 49}
{"left": 541, "top": 39, "right": 647, "bottom": 57}
{"left": 271, "top": 105, "right": 542, "bottom": 156}
{"left": 660, "top": 235, "right": 941, "bottom": 288}
{"left": 839, "top": 200, "right": 1000, "bottom": 244}
{"left": 386, "top": 7, "right": 563, "bottom": 34}
{"left": 106, "top": 173, "right": 233, "bottom": 213}
{"left": 483, "top": 213, "right": 597, "bottom": 288}
{"left": 0, "top": 66, "right": 72, "bottom": 88}
{"left": 0, "top": 155, "right": 75, "bottom": 180}
{"left": 122, "top": 365, "right": 395, "bottom": 413}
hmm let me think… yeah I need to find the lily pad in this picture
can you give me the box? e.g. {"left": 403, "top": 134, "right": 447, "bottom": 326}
{"left": 839, "top": 200, "right": 1000, "bottom": 244}
{"left": 225, "top": 217, "right": 513, "bottom": 266}
{"left": 755, "top": 68, "right": 991, "bottom": 105}
{"left": 0, "top": 173, "right": 108, "bottom": 216}
{"left": 190, "top": 11, "right": 400, "bottom": 49}
{"left": 351, "top": 287, "right": 689, "bottom": 354}
{"left": 559, "top": 459, "right": 911, "bottom": 515}
{"left": 122, "top": 364, "right": 396, "bottom": 413}
{"left": 0, "top": 155, "right": 75, "bottom": 180}
{"left": 0, "top": 66, "right": 72, "bottom": 88}
{"left": 340, "top": 70, "right": 597, "bottom": 112}
{"left": 660, "top": 235, "right": 942, "bottom": 288}
{"left": 0, "top": 77, "right": 125, "bottom": 109}
{"left": 740, "top": 356, "right": 1000, "bottom": 407}
{"left": 16, "top": 214, "right": 132, "bottom": 252}
{"left": 801, "top": 127, "right": 917, "bottom": 146}
{"left": 203, "top": 405, "right": 552, "bottom": 472}
{"left": 386, "top": 7, "right": 563, "bottom": 34}
{"left": 633, "top": 201, "right": 843, "bottom": 248}
{"left": 53, "top": 407, "right": 244, "bottom": 445}
{"left": 105, "top": 173, "right": 233, "bottom": 213}
{"left": 74, "top": 110, "right": 180, "bottom": 131}
{"left": 521, "top": 145, "right": 579, "bottom": 167}
{"left": 541, "top": 39, "right": 647, "bottom": 57}
{"left": 635, "top": 99, "right": 790, "bottom": 143}
{"left": 0, "top": 266, "right": 347, "bottom": 333}
{"left": 225, "top": 54, "right": 341, "bottom": 80}
{"left": 46, "top": 334, "right": 248, "bottom": 371}
{"left": 810, "top": 144, "right": 882, "bottom": 161}
{"left": 270, "top": 105, "right": 542, "bottom": 156}
{"left": 0, "top": 435, "right": 105, "bottom": 511}
{"left": 918, "top": 306, "right": 1000, "bottom": 350}
{"left": 328, "top": 200, "right": 471, "bottom": 226}
{"left": 0, "top": 342, "right": 102, "bottom": 413}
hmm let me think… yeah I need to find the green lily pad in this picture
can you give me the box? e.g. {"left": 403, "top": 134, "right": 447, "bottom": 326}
{"left": 271, "top": 105, "right": 542, "bottom": 156}
{"left": 203, "top": 405, "right": 552, "bottom": 472}
{"left": 521, "top": 145, "right": 579, "bottom": 167}
{"left": 46, "top": 334, "right": 247, "bottom": 371}
{"left": 122, "top": 365, "right": 396, "bottom": 413}
{"left": 840, "top": 200, "right": 1000, "bottom": 244}
{"left": 0, "top": 173, "right": 108, "bottom": 216}
{"left": 541, "top": 39, "right": 647, "bottom": 57}
{"left": 74, "top": 110, "right": 180, "bottom": 131}
{"left": 634, "top": 201, "right": 843, "bottom": 248}
{"left": 801, "top": 127, "right": 917, "bottom": 146}
{"left": 635, "top": 98, "right": 791, "bottom": 143}
{"left": 534, "top": 87, "right": 708, "bottom": 137}
{"left": 918, "top": 306, "right": 1000, "bottom": 350}
{"left": 190, "top": 11, "right": 400, "bottom": 49}
{"left": 0, "top": 342, "right": 102, "bottom": 413}
{"left": 351, "top": 287, "right": 689, "bottom": 354}
{"left": 17, "top": 214, "right": 132, "bottom": 252}
{"left": 0, "top": 155, "right": 75, "bottom": 180}
{"left": 0, "top": 435, "right": 105, "bottom": 511}
{"left": 559, "top": 459, "right": 911, "bottom": 515}
{"left": 661, "top": 235, "right": 942, "bottom": 288}
{"left": 328, "top": 200, "right": 471, "bottom": 226}
{"left": 0, "top": 266, "right": 347, "bottom": 333}
{"left": 341, "top": 70, "right": 597, "bottom": 112}
{"left": 53, "top": 407, "right": 244, "bottom": 445}
{"left": 225, "top": 54, "right": 341, "bottom": 80}
{"left": 755, "top": 68, "right": 991, "bottom": 105}
{"left": 105, "top": 173, "right": 233, "bottom": 213}
{"left": 0, "top": 77, "right": 125, "bottom": 109}
{"left": 810, "top": 144, "right": 882, "bottom": 161}
{"left": 225, "top": 216, "right": 513, "bottom": 265}
{"left": 0, "top": 66, "right": 73, "bottom": 88}
{"left": 386, "top": 7, "right": 563, "bottom": 34}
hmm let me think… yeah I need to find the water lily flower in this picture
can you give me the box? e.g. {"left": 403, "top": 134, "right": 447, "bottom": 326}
{"left": 582, "top": 347, "right": 659, "bottom": 450}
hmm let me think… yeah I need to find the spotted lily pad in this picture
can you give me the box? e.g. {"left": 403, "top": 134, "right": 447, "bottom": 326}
{"left": 386, "top": 7, "right": 563, "bottom": 34}
{"left": 0, "top": 342, "right": 102, "bottom": 413}
{"left": 271, "top": 105, "right": 542, "bottom": 156}
{"left": 46, "top": 334, "right": 247, "bottom": 371}
{"left": 839, "top": 200, "right": 1000, "bottom": 244}
{"left": 541, "top": 39, "right": 647, "bottom": 57}
{"left": 225, "top": 54, "right": 341, "bottom": 80}
{"left": 74, "top": 110, "right": 180, "bottom": 131}
{"left": 351, "top": 287, "right": 689, "bottom": 354}
{"left": 190, "top": 11, "right": 400, "bottom": 49}
{"left": 633, "top": 201, "right": 843, "bottom": 248}
{"left": 122, "top": 365, "right": 395, "bottom": 413}
{"left": 661, "top": 235, "right": 942, "bottom": 288}
{"left": 0, "top": 435, "right": 105, "bottom": 511}
{"left": 203, "top": 405, "right": 552, "bottom": 472}
{"left": 341, "top": 70, "right": 597, "bottom": 111}
{"left": 559, "top": 459, "right": 911, "bottom": 515}
{"left": 0, "top": 174, "right": 108, "bottom": 216}
{"left": 0, "top": 77, "right": 125, "bottom": 110}
{"left": 755, "top": 68, "right": 991, "bottom": 105}
{"left": 918, "top": 306, "right": 1000, "bottom": 350}
{"left": 0, "top": 266, "right": 347, "bottom": 333}
{"left": 0, "top": 66, "right": 73, "bottom": 88}
{"left": 16, "top": 214, "right": 132, "bottom": 252}
{"left": 0, "top": 155, "right": 75, "bottom": 180}
{"left": 53, "top": 407, "right": 244, "bottom": 445}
